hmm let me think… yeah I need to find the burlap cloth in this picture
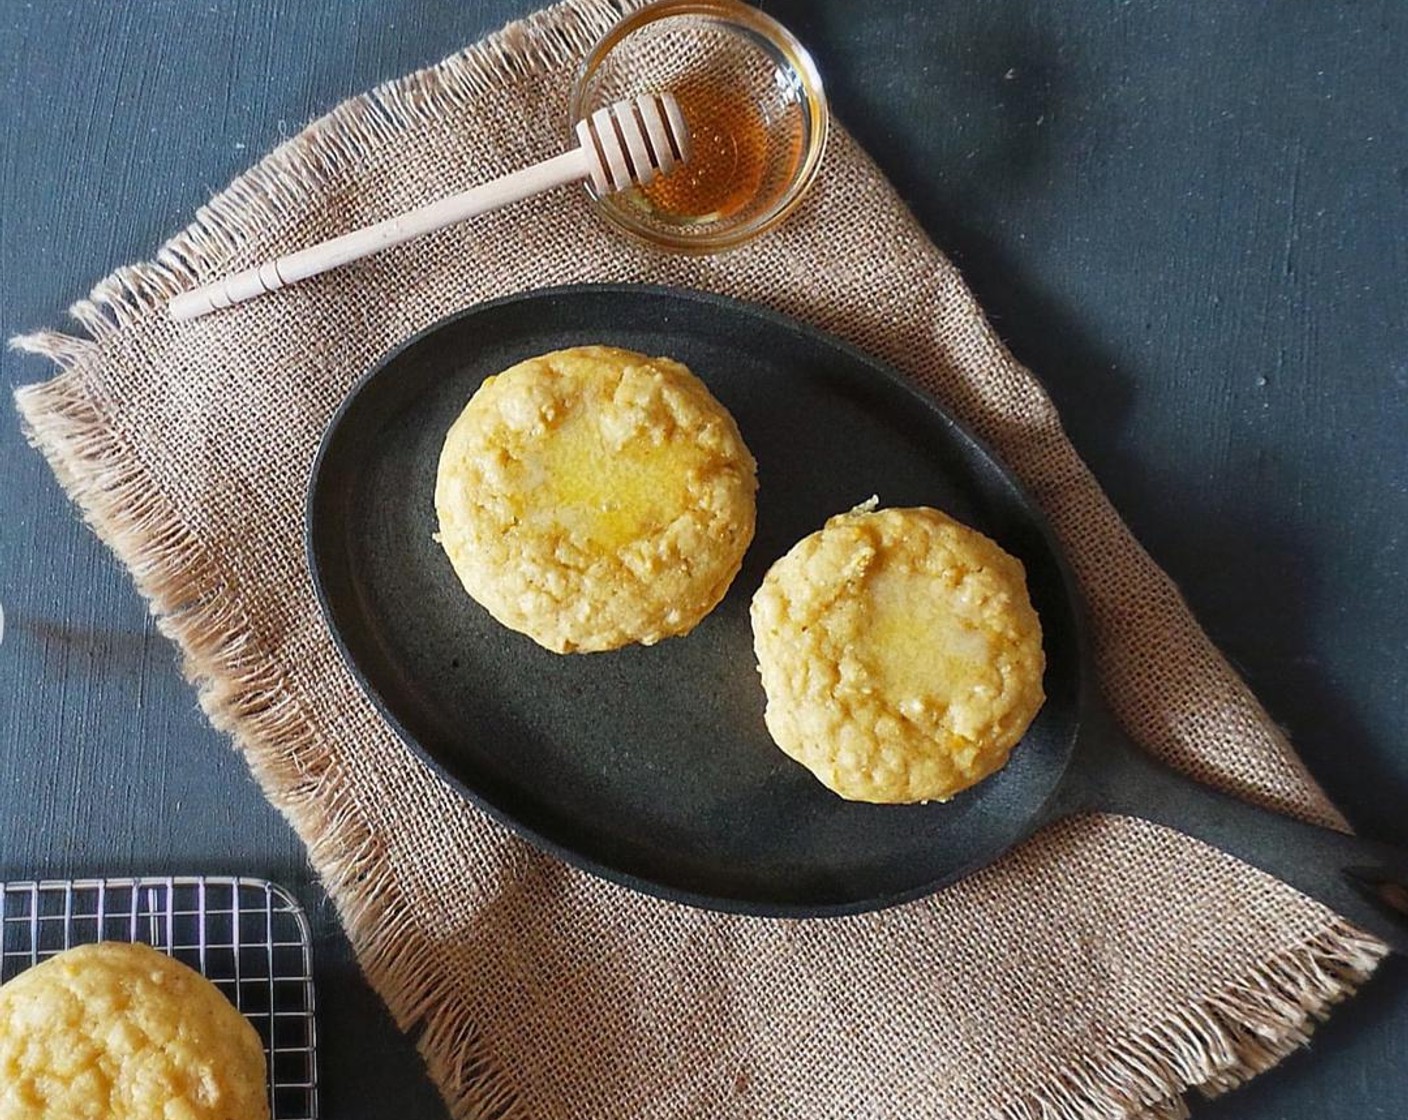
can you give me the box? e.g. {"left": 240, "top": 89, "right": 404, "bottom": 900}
{"left": 12, "top": 1, "right": 1389, "bottom": 1116}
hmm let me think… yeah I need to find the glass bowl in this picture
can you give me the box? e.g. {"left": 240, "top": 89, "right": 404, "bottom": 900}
{"left": 569, "top": 0, "right": 828, "bottom": 253}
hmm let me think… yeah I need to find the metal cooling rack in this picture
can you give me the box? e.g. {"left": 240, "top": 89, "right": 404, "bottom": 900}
{"left": 1, "top": 875, "right": 319, "bottom": 1120}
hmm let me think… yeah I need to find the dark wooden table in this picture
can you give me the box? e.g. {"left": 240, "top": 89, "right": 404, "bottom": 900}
{"left": 2, "top": 2, "right": 1404, "bottom": 1116}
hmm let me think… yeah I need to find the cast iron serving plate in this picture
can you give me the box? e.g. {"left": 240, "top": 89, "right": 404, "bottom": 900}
{"left": 309, "top": 284, "right": 1408, "bottom": 942}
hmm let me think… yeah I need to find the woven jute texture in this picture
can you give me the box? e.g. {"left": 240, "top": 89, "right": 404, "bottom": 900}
{"left": 12, "top": 2, "right": 1388, "bottom": 1117}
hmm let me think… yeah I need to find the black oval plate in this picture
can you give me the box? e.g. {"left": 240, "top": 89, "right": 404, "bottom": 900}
{"left": 308, "top": 285, "right": 1082, "bottom": 916}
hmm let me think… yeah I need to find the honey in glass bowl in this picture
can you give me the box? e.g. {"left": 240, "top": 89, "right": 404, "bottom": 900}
{"left": 570, "top": 0, "right": 827, "bottom": 252}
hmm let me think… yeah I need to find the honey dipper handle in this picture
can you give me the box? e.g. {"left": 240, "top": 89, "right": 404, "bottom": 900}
{"left": 168, "top": 146, "right": 591, "bottom": 322}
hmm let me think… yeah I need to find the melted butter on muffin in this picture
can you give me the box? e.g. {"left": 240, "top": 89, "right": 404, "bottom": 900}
{"left": 750, "top": 504, "right": 1045, "bottom": 803}
{"left": 525, "top": 398, "right": 704, "bottom": 552}
{"left": 435, "top": 345, "right": 757, "bottom": 653}
{"left": 860, "top": 560, "right": 997, "bottom": 713}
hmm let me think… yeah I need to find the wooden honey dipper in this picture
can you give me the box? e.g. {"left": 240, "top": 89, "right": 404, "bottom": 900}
{"left": 168, "top": 92, "right": 691, "bottom": 322}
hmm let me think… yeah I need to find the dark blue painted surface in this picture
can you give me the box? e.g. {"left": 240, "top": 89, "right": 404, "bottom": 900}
{"left": 1, "top": 2, "right": 1403, "bottom": 1116}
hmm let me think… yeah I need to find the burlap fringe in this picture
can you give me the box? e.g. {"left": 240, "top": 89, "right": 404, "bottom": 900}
{"left": 13, "top": 250, "right": 527, "bottom": 1120}
{"left": 9, "top": 1, "right": 1390, "bottom": 1117}
{"left": 999, "top": 921, "right": 1387, "bottom": 1120}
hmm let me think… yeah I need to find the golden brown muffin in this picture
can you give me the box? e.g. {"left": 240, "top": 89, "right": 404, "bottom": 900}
{"left": 435, "top": 345, "right": 757, "bottom": 653}
{"left": 750, "top": 503, "right": 1045, "bottom": 803}
{"left": 0, "top": 941, "right": 268, "bottom": 1120}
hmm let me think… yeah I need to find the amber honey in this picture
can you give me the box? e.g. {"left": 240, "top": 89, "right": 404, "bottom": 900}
{"left": 639, "top": 79, "right": 801, "bottom": 223}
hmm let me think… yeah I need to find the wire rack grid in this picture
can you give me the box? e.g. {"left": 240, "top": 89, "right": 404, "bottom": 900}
{"left": 0, "top": 875, "right": 318, "bottom": 1120}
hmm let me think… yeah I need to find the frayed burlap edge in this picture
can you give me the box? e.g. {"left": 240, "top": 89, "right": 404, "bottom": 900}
{"left": 999, "top": 921, "right": 1385, "bottom": 1119}
{"left": 9, "top": 1, "right": 1389, "bottom": 1116}
{"left": 11, "top": 332, "right": 523, "bottom": 1118}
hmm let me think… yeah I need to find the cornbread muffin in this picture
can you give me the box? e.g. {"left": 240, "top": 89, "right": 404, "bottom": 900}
{"left": 0, "top": 941, "right": 268, "bottom": 1120}
{"left": 435, "top": 345, "right": 757, "bottom": 653}
{"left": 750, "top": 504, "right": 1045, "bottom": 803}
